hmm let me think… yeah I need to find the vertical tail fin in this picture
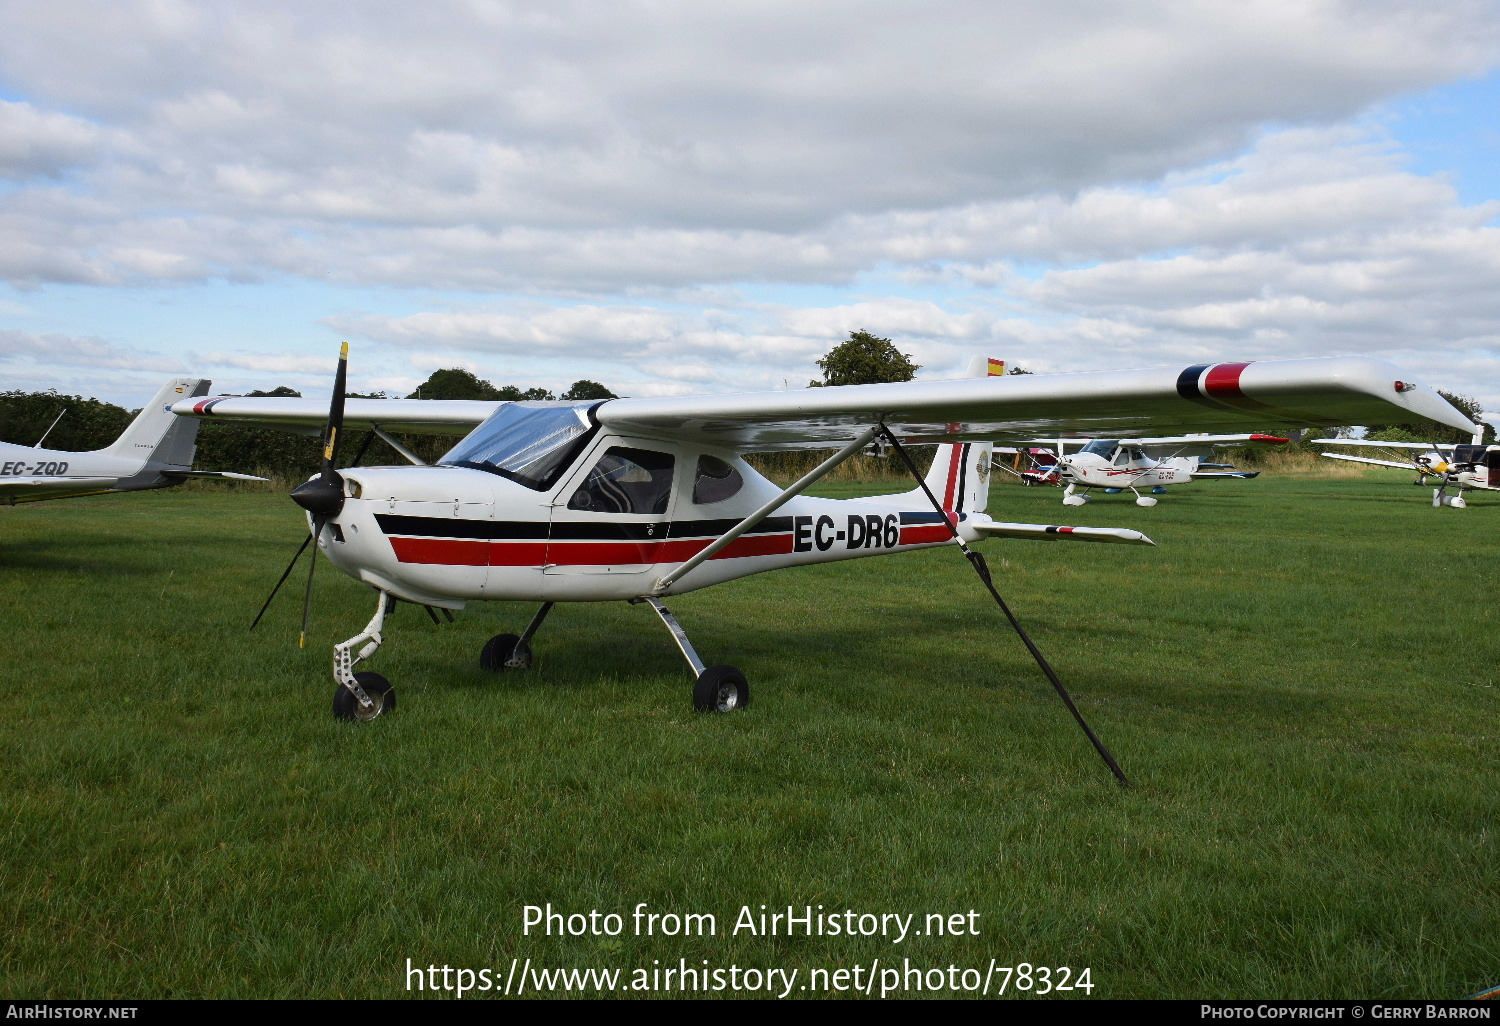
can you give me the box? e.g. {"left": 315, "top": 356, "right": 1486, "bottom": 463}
{"left": 99, "top": 378, "right": 211, "bottom": 466}
{"left": 916, "top": 356, "right": 1005, "bottom": 515}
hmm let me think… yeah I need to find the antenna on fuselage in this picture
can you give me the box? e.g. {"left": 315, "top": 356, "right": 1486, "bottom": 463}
{"left": 34, "top": 408, "right": 66, "bottom": 448}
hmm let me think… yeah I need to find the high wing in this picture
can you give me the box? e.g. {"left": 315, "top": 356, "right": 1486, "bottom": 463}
{"left": 170, "top": 396, "right": 502, "bottom": 436}
{"left": 172, "top": 356, "right": 1474, "bottom": 453}
{"left": 598, "top": 357, "right": 1472, "bottom": 450}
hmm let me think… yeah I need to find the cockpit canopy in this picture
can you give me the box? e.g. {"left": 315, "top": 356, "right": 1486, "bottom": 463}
{"left": 440, "top": 401, "right": 601, "bottom": 491}
{"left": 1078, "top": 439, "right": 1148, "bottom": 463}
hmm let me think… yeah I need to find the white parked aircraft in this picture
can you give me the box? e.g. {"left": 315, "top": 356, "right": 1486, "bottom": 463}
{"left": 1029, "top": 433, "right": 1288, "bottom": 507}
{"left": 171, "top": 351, "right": 1472, "bottom": 757}
{"left": 1, "top": 378, "right": 264, "bottom": 505}
{"left": 1319, "top": 437, "right": 1497, "bottom": 507}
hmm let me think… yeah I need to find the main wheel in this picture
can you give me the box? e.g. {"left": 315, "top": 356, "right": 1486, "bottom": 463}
{"left": 332, "top": 672, "right": 396, "bottom": 722}
{"left": 693, "top": 665, "right": 749, "bottom": 713}
{"left": 480, "top": 633, "right": 534, "bottom": 671}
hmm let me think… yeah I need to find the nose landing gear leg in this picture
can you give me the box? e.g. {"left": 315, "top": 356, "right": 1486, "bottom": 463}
{"left": 1062, "top": 483, "right": 1089, "bottom": 506}
{"left": 332, "top": 590, "right": 396, "bottom": 721}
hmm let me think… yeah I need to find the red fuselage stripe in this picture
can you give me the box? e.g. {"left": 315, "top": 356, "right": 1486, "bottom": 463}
{"left": 388, "top": 527, "right": 952, "bottom": 567}
{"left": 389, "top": 532, "right": 794, "bottom": 567}
{"left": 898, "top": 524, "right": 952, "bottom": 546}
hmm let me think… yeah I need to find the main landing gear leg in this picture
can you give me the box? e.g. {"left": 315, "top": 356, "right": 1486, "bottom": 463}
{"left": 635, "top": 597, "right": 749, "bottom": 713}
{"left": 1129, "top": 486, "right": 1158, "bottom": 507}
{"left": 481, "top": 601, "right": 553, "bottom": 671}
{"left": 332, "top": 590, "right": 396, "bottom": 721}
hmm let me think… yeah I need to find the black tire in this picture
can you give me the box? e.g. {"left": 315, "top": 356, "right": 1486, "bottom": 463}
{"left": 332, "top": 672, "right": 396, "bottom": 722}
{"left": 693, "top": 664, "right": 749, "bottom": 713}
{"left": 480, "top": 633, "right": 534, "bottom": 671}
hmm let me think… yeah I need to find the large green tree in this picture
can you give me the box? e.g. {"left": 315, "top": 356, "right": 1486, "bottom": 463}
{"left": 561, "top": 379, "right": 618, "bottom": 400}
{"left": 406, "top": 368, "right": 509, "bottom": 401}
{"left": 809, "top": 331, "right": 920, "bottom": 387}
{"left": 404, "top": 368, "right": 588, "bottom": 402}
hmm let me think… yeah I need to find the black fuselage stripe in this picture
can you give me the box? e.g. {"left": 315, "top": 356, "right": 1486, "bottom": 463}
{"left": 373, "top": 513, "right": 797, "bottom": 541}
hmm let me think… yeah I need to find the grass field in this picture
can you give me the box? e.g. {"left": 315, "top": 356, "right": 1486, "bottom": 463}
{"left": 1, "top": 471, "right": 1496, "bottom": 999}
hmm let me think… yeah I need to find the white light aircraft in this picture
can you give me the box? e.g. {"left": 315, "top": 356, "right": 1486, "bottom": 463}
{"left": 2, "top": 378, "right": 265, "bottom": 505}
{"left": 1029, "top": 433, "right": 1288, "bottom": 507}
{"left": 1319, "top": 437, "right": 1496, "bottom": 507}
{"left": 171, "top": 351, "right": 1471, "bottom": 782}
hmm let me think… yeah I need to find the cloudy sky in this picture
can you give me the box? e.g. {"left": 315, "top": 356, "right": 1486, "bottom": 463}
{"left": 3, "top": 0, "right": 1499, "bottom": 425}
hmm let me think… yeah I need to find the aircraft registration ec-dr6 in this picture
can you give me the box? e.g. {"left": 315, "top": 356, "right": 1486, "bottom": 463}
{"left": 172, "top": 351, "right": 1473, "bottom": 772}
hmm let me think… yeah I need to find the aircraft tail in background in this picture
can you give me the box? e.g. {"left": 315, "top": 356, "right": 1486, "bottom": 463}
{"left": 99, "top": 378, "right": 211, "bottom": 466}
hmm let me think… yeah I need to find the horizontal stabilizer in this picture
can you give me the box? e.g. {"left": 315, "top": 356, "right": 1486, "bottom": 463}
{"left": 1318, "top": 438, "right": 1458, "bottom": 450}
{"left": 1027, "top": 432, "right": 1289, "bottom": 447}
{"left": 163, "top": 470, "right": 270, "bottom": 481}
{"left": 973, "top": 521, "right": 1155, "bottom": 545}
{"left": 1192, "top": 470, "right": 1260, "bottom": 479}
{"left": 1321, "top": 452, "right": 1416, "bottom": 470}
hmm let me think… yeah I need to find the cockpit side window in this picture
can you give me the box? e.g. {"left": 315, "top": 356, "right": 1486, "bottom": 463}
{"left": 568, "top": 447, "right": 676, "bottom": 515}
{"left": 440, "top": 402, "right": 599, "bottom": 491}
{"left": 692, "top": 455, "right": 744, "bottom": 505}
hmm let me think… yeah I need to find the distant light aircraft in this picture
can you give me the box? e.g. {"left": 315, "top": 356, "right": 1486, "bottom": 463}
{"left": 1, "top": 378, "right": 265, "bottom": 505}
{"left": 1319, "top": 438, "right": 1496, "bottom": 507}
{"left": 172, "top": 353, "right": 1471, "bottom": 740}
{"left": 1002, "top": 434, "right": 1286, "bottom": 506}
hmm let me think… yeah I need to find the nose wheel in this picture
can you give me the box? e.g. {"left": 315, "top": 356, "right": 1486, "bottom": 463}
{"left": 333, "top": 672, "right": 395, "bottom": 721}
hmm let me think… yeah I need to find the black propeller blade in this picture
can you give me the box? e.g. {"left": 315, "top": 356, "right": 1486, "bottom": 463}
{"left": 249, "top": 533, "right": 314, "bottom": 630}
{"left": 289, "top": 341, "right": 350, "bottom": 522}
{"left": 241, "top": 342, "right": 351, "bottom": 646}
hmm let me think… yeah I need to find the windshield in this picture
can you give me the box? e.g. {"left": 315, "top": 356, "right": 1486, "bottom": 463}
{"left": 440, "top": 401, "right": 600, "bottom": 491}
{"left": 1080, "top": 439, "right": 1117, "bottom": 457}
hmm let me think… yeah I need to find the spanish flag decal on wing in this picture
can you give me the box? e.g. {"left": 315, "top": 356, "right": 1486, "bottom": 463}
{"left": 987, "top": 358, "right": 1006, "bottom": 376}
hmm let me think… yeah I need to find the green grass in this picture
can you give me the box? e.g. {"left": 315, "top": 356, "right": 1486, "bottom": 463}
{"left": 1, "top": 472, "right": 1496, "bottom": 999}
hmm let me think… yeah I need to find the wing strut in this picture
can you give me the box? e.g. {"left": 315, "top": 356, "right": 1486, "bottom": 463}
{"left": 878, "top": 423, "right": 1131, "bottom": 788}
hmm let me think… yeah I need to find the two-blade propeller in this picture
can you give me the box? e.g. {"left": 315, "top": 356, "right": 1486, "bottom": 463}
{"left": 252, "top": 343, "right": 349, "bottom": 645}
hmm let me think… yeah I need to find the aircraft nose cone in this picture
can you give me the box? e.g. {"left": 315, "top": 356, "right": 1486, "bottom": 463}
{"left": 290, "top": 472, "right": 345, "bottom": 519}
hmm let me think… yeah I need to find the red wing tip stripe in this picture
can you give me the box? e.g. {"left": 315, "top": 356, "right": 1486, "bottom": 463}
{"left": 1202, "top": 362, "right": 1252, "bottom": 399}
{"left": 191, "top": 397, "right": 230, "bottom": 415}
